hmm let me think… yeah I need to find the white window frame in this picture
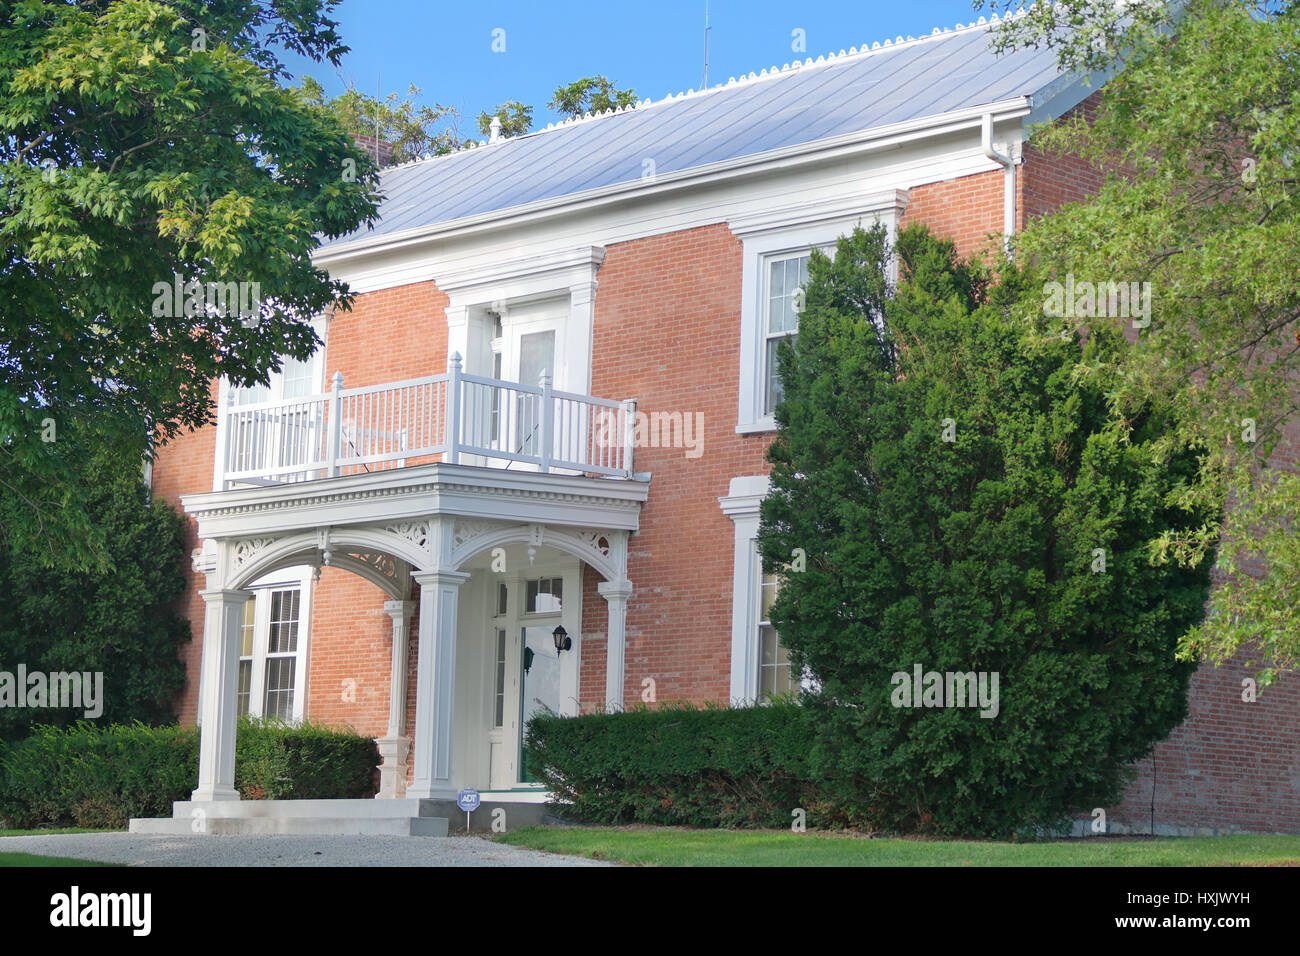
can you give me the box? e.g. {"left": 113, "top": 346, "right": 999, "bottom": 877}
{"left": 235, "top": 567, "right": 314, "bottom": 724}
{"left": 720, "top": 475, "right": 822, "bottom": 703}
{"left": 733, "top": 199, "right": 903, "bottom": 434}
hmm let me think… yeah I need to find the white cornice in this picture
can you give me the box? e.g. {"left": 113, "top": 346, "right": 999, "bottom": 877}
{"left": 182, "top": 463, "right": 650, "bottom": 539}
{"left": 436, "top": 245, "right": 606, "bottom": 296}
{"left": 728, "top": 189, "right": 909, "bottom": 238}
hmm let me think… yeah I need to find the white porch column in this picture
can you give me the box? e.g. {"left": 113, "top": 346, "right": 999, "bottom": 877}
{"left": 192, "top": 588, "right": 251, "bottom": 802}
{"left": 377, "top": 599, "right": 415, "bottom": 799}
{"left": 407, "top": 569, "right": 469, "bottom": 800}
{"left": 597, "top": 580, "right": 633, "bottom": 711}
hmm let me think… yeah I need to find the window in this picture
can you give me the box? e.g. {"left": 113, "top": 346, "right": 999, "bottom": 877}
{"left": 732, "top": 198, "right": 904, "bottom": 433}
{"left": 524, "top": 577, "right": 563, "bottom": 614}
{"left": 232, "top": 580, "right": 309, "bottom": 721}
{"left": 262, "top": 589, "right": 301, "bottom": 720}
{"left": 757, "top": 569, "right": 797, "bottom": 697}
{"left": 493, "top": 628, "right": 507, "bottom": 728}
{"left": 763, "top": 253, "right": 810, "bottom": 415}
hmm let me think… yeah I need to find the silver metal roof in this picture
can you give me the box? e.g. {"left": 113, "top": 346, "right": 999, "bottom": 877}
{"left": 321, "top": 18, "right": 1065, "bottom": 248}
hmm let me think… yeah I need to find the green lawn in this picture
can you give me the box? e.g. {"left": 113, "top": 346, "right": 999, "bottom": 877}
{"left": 0, "top": 853, "right": 116, "bottom": 867}
{"left": 497, "top": 826, "right": 1300, "bottom": 866}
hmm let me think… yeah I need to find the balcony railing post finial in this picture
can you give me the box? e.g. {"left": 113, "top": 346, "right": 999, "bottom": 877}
{"left": 539, "top": 367, "right": 553, "bottom": 474}
{"left": 446, "top": 352, "right": 462, "bottom": 465}
{"left": 326, "top": 371, "right": 344, "bottom": 478}
{"left": 622, "top": 397, "right": 637, "bottom": 477}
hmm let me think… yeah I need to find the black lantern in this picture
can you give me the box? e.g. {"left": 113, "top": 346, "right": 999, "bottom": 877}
{"left": 552, "top": 625, "right": 571, "bottom": 654}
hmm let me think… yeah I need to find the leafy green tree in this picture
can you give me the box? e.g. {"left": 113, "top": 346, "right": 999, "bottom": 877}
{"left": 477, "top": 100, "right": 534, "bottom": 138}
{"left": 0, "top": 432, "right": 189, "bottom": 742}
{"left": 299, "top": 75, "right": 473, "bottom": 161}
{"left": 0, "top": 0, "right": 379, "bottom": 570}
{"left": 976, "top": 0, "right": 1300, "bottom": 675}
{"left": 549, "top": 75, "right": 637, "bottom": 117}
{"left": 757, "top": 223, "right": 1215, "bottom": 836}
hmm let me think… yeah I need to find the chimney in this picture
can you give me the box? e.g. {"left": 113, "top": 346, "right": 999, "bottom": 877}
{"left": 489, "top": 115, "right": 502, "bottom": 144}
{"left": 350, "top": 133, "right": 396, "bottom": 168}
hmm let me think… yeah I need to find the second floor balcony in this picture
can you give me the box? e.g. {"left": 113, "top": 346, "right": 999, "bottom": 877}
{"left": 216, "top": 354, "right": 637, "bottom": 491}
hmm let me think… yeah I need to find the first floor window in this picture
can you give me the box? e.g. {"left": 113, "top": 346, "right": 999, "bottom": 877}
{"left": 234, "top": 579, "right": 308, "bottom": 721}
{"left": 757, "top": 568, "right": 798, "bottom": 697}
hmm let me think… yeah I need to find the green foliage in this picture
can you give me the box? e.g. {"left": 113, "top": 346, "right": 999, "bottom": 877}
{"left": 477, "top": 100, "right": 533, "bottom": 138}
{"left": 525, "top": 702, "right": 831, "bottom": 828}
{"left": 978, "top": 1, "right": 1300, "bottom": 674}
{"left": 0, "top": 718, "right": 379, "bottom": 828}
{"left": 299, "top": 75, "right": 476, "bottom": 161}
{"left": 548, "top": 75, "right": 637, "bottom": 117}
{"left": 0, "top": 435, "right": 189, "bottom": 742}
{"left": 757, "top": 223, "right": 1216, "bottom": 837}
{"left": 0, "top": 0, "right": 380, "bottom": 569}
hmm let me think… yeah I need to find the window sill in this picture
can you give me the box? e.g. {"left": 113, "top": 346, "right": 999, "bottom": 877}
{"left": 735, "top": 418, "right": 778, "bottom": 436}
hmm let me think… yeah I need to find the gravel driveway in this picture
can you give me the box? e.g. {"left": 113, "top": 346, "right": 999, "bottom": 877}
{"left": 0, "top": 832, "right": 614, "bottom": 867}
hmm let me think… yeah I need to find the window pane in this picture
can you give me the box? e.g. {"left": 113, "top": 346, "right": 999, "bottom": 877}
{"left": 263, "top": 657, "right": 296, "bottom": 720}
{"left": 280, "top": 354, "right": 315, "bottom": 399}
{"left": 519, "top": 330, "right": 555, "bottom": 387}
{"left": 493, "top": 629, "right": 507, "bottom": 728}
{"left": 765, "top": 336, "right": 795, "bottom": 414}
{"left": 236, "top": 661, "right": 252, "bottom": 717}
{"left": 268, "top": 590, "right": 300, "bottom": 654}
{"left": 233, "top": 382, "right": 270, "bottom": 405}
{"left": 760, "top": 572, "right": 779, "bottom": 622}
{"left": 496, "top": 582, "right": 508, "bottom": 617}
{"left": 525, "top": 578, "right": 562, "bottom": 614}
{"left": 239, "top": 597, "right": 256, "bottom": 657}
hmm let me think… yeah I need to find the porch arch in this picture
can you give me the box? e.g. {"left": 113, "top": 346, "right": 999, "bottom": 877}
{"left": 228, "top": 528, "right": 428, "bottom": 593}
{"left": 450, "top": 525, "right": 622, "bottom": 582}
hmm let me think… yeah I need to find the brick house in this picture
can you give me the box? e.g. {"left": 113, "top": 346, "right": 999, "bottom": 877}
{"left": 145, "top": 15, "right": 1299, "bottom": 834}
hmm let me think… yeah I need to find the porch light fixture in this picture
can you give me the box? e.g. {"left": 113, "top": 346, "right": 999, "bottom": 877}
{"left": 552, "top": 625, "right": 571, "bottom": 654}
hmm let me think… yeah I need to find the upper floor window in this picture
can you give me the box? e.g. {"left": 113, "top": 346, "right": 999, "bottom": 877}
{"left": 763, "top": 253, "right": 810, "bottom": 415}
{"left": 232, "top": 352, "right": 317, "bottom": 405}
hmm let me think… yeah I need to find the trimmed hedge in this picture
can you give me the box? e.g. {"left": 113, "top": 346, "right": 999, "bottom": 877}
{"left": 525, "top": 701, "right": 841, "bottom": 828}
{"left": 0, "top": 718, "right": 380, "bottom": 829}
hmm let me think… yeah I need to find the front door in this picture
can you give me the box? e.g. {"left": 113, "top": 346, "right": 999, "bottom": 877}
{"left": 485, "top": 563, "right": 580, "bottom": 790}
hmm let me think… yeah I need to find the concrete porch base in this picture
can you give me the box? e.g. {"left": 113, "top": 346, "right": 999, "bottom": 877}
{"left": 129, "top": 798, "right": 450, "bottom": 837}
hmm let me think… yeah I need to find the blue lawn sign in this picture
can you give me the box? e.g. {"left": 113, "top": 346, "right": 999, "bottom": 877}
{"left": 457, "top": 788, "right": 481, "bottom": 832}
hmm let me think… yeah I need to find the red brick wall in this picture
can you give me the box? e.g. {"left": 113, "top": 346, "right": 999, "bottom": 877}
{"left": 149, "top": 383, "right": 217, "bottom": 725}
{"left": 580, "top": 224, "right": 769, "bottom": 709}
{"left": 900, "top": 167, "right": 1005, "bottom": 261}
{"left": 305, "top": 568, "right": 392, "bottom": 736}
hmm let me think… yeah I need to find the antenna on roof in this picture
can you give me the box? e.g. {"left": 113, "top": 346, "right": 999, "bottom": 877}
{"left": 702, "top": 1, "right": 710, "bottom": 89}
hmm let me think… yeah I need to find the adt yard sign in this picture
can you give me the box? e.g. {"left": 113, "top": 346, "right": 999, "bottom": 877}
{"left": 457, "top": 788, "right": 480, "bottom": 833}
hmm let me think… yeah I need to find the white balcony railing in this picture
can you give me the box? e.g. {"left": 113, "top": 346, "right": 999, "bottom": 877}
{"left": 217, "top": 353, "right": 637, "bottom": 489}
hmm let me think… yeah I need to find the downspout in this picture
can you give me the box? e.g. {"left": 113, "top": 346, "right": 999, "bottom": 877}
{"left": 981, "top": 112, "right": 1018, "bottom": 251}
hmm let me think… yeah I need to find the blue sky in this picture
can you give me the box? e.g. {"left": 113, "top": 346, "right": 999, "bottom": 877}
{"left": 282, "top": 1, "right": 995, "bottom": 132}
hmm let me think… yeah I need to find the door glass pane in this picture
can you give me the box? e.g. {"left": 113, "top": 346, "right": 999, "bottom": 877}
{"left": 518, "top": 625, "right": 562, "bottom": 782}
{"left": 519, "top": 330, "right": 555, "bottom": 387}
{"left": 494, "top": 629, "right": 507, "bottom": 728}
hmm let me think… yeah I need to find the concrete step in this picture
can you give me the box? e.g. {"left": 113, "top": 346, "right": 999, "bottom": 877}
{"left": 128, "top": 815, "right": 449, "bottom": 837}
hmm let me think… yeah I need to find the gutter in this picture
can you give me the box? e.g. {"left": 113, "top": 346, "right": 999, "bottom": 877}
{"left": 981, "top": 111, "right": 1020, "bottom": 249}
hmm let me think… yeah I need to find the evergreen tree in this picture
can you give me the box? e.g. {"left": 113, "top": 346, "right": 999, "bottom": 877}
{"left": 757, "top": 223, "right": 1216, "bottom": 836}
